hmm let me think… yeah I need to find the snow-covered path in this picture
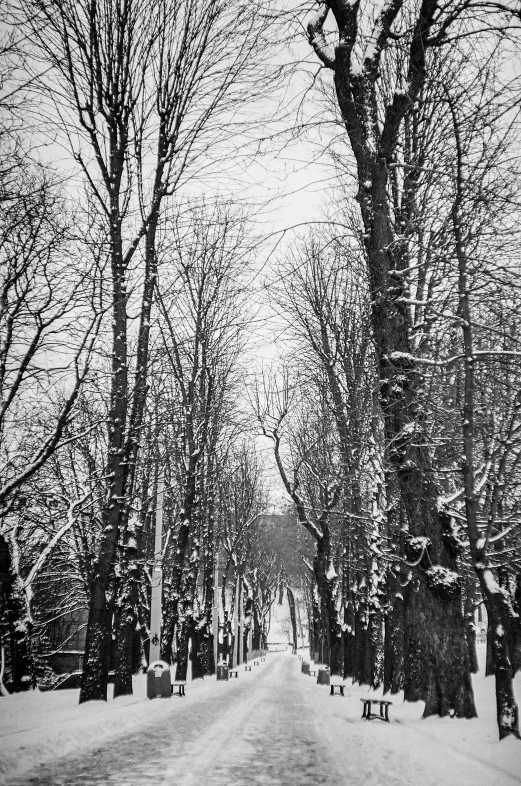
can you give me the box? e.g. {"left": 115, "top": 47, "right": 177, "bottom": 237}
{"left": 4, "top": 655, "right": 339, "bottom": 786}
{"left": 2, "top": 651, "right": 520, "bottom": 786}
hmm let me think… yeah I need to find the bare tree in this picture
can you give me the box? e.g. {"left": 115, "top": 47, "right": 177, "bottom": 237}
{"left": 0, "top": 26, "right": 103, "bottom": 685}
{"left": 440, "top": 75, "right": 521, "bottom": 737}
{"left": 0, "top": 160, "right": 101, "bottom": 511}
{"left": 256, "top": 367, "right": 348, "bottom": 673}
{"left": 272, "top": 232, "right": 389, "bottom": 686}
{"left": 18, "top": 0, "right": 280, "bottom": 701}
{"left": 217, "top": 445, "right": 269, "bottom": 663}
{"left": 155, "top": 201, "right": 255, "bottom": 675}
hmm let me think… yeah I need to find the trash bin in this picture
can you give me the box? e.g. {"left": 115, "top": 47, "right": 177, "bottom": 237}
{"left": 217, "top": 661, "right": 229, "bottom": 681}
{"left": 317, "top": 666, "right": 330, "bottom": 685}
{"left": 147, "top": 660, "right": 171, "bottom": 699}
{"left": 301, "top": 661, "right": 310, "bottom": 675}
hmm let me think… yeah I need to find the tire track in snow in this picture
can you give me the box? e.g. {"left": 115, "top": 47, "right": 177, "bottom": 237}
{"left": 160, "top": 661, "right": 272, "bottom": 786}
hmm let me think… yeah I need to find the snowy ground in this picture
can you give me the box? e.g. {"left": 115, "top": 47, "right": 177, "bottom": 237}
{"left": 1, "top": 644, "right": 520, "bottom": 786}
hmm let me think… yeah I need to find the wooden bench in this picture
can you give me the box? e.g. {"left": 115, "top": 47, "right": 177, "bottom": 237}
{"left": 229, "top": 669, "right": 238, "bottom": 678}
{"left": 309, "top": 670, "right": 316, "bottom": 677}
{"left": 245, "top": 665, "right": 252, "bottom": 671}
{"left": 261, "top": 657, "right": 266, "bottom": 662}
{"left": 330, "top": 683, "right": 345, "bottom": 696}
{"left": 254, "top": 660, "right": 259, "bottom": 666}
{"left": 361, "top": 698, "right": 392, "bottom": 722}
{"left": 171, "top": 682, "right": 186, "bottom": 697}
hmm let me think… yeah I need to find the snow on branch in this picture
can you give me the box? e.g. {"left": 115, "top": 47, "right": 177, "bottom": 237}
{"left": 363, "top": 0, "right": 403, "bottom": 68}
{"left": 22, "top": 489, "right": 93, "bottom": 592}
{"left": 488, "top": 526, "right": 515, "bottom": 544}
{"left": 307, "top": 3, "right": 336, "bottom": 69}
{"left": 411, "top": 350, "right": 521, "bottom": 369}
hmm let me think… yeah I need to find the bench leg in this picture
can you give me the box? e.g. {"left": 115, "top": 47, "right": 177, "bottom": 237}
{"left": 330, "top": 686, "right": 334, "bottom": 696}
{"left": 361, "top": 701, "right": 391, "bottom": 721}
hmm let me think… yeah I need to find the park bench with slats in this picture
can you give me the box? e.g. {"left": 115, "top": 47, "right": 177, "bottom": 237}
{"left": 361, "top": 698, "right": 392, "bottom": 722}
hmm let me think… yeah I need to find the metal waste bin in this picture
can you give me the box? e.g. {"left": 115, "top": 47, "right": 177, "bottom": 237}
{"left": 301, "top": 661, "right": 310, "bottom": 675}
{"left": 217, "top": 661, "right": 229, "bottom": 681}
{"left": 147, "top": 660, "right": 171, "bottom": 699}
{"left": 317, "top": 666, "right": 330, "bottom": 685}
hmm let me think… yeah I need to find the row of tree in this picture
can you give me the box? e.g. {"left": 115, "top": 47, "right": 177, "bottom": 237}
{"left": 255, "top": 0, "right": 521, "bottom": 741}
{"left": 0, "top": 192, "right": 288, "bottom": 694}
{"left": 0, "top": 0, "right": 288, "bottom": 702}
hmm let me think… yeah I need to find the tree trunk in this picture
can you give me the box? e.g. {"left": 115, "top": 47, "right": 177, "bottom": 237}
{"left": 113, "top": 214, "right": 160, "bottom": 698}
{"left": 160, "top": 448, "right": 200, "bottom": 661}
{"left": 80, "top": 581, "right": 113, "bottom": 702}
{"left": 112, "top": 603, "right": 135, "bottom": 698}
{"left": 383, "top": 588, "right": 405, "bottom": 695}
{"left": 202, "top": 455, "right": 216, "bottom": 674}
{"left": 369, "top": 607, "right": 384, "bottom": 690}
{"left": 486, "top": 615, "right": 495, "bottom": 677}
{"left": 189, "top": 619, "right": 207, "bottom": 680}
{"left": 80, "top": 247, "right": 127, "bottom": 703}
{"left": 342, "top": 592, "right": 356, "bottom": 680}
{"left": 286, "top": 586, "right": 298, "bottom": 653}
{"left": 362, "top": 119, "right": 473, "bottom": 720}
{"left": 314, "top": 534, "right": 343, "bottom": 674}
{"left": 341, "top": 548, "right": 356, "bottom": 680}
{"left": 175, "top": 623, "right": 189, "bottom": 682}
{"left": 478, "top": 577, "right": 520, "bottom": 739}
{"left": 418, "top": 584, "right": 476, "bottom": 718}
{"left": 251, "top": 607, "right": 261, "bottom": 651}
{"left": 353, "top": 601, "right": 370, "bottom": 685}
{"left": 464, "top": 585, "right": 479, "bottom": 675}
{"left": 402, "top": 485, "right": 476, "bottom": 717}
{"left": 448, "top": 109, "right": 518, "bottom": 735}
{"left": 115, "top": 439, "right": 157, "bottom": 691}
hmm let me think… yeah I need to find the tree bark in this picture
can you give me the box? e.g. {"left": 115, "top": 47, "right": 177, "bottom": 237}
{"left": 314, "top": 533, "right": 343, "bottom": 674}
{"left": 383, "top": 591, "right": 405, "bottom": 694}
{"left": 80, "top": 225, "right": 128, "bottom": 703}
{"left": 286, "top": 586, "right": 298, "bottom": 653}
{"left": 464, "top": 584, "right": 479, "bottom": 675}
{"left": 113, "top": 212, "right": 161, "bottom": 698}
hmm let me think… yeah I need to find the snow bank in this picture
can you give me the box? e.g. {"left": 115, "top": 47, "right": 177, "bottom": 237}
{"left": 1, "top": 645, "right": 520, "bottom": 785}
{"left": 298, "top": 644, "right": 521, "bottom": 785}
{"left": 1, "top": 676, "right": 157, "bottom": 781}
{"left": 0, "top": 672, "right": 232, "bottom": 783}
